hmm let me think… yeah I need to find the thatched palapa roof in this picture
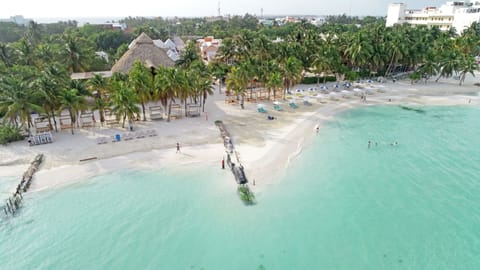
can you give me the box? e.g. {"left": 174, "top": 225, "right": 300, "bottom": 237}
{"left": 111, "top": 32, "right": 175, "bottom": 73}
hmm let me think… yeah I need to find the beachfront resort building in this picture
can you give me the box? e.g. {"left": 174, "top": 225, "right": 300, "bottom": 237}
{"left": 386, "top": 1, "right": 480, "bottom": 34}
{"left": 197, "top": 36, "right": 222, "bottom": 63}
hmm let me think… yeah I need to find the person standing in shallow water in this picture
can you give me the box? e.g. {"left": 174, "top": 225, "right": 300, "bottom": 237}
{"left": 176, "top": 142, "right": 181, "bottom": 153}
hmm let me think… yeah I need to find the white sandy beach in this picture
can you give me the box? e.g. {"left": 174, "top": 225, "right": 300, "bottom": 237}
{"left": 1, "top": 75, "right": 479, "bottom": 194}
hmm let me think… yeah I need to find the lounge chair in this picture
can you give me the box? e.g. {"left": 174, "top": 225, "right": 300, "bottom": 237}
{"left": 135, "top": 130, "right": 146, "bottom": 139}
{"left": 273, "top": 104, "right": 283, "bottom": 111}
{"left": 289, "top": 102, "right": 299, "bottom": 109}
{"left": 146, "top": 129, "right": 158, "bottom": 137}
{"left": 258, "top": 107, "right": 267, "bottom": 113}
{"left": 96, "top": 137, "right": 108, "bottom": 144}
{"left": 303, "top": 100, "right": 312, "bottom": 106}
{"left": 28, "top": 132, "right": 53, "bottom": 146}
{"left": 123, "top": 132, "right": 134, "bottom": 141}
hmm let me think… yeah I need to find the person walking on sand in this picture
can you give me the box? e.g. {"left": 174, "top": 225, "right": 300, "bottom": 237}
{"left": 176, "top": 142, "right": 181, "bottom": 153}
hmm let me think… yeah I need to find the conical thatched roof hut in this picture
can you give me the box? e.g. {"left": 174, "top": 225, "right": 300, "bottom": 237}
{"left": 112, "top": 32, "right": 175, "bottom": 73}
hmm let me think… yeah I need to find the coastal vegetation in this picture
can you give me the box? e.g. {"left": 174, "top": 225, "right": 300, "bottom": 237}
{"left": 0, "top": 15, "right": 479, "bottom": 136}
{"left": 0, "top": 124, "right": 22, "bottom": 144}
{"left": 238, "top": 185, "right": 256, "bottom": 205}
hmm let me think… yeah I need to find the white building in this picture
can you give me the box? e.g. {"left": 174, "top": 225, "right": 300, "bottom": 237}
{"left": 0, "top": 15, "right": 32, "bottom": 26}
{"left": 386, "top": 1, "right": 480, "bottom": 34}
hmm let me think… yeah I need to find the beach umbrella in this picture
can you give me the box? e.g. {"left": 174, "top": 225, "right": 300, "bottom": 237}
{"left": 353, "top": 88, "right": 364, "bottom": 96}
{"left": 329, "top": 92, "right": 339, "bottom": 100}
{"left": 341, "top": 90, "right": 351, "bottom": 97}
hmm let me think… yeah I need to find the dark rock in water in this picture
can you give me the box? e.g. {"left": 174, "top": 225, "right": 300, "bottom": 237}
{"left": 399, "top": 105, "right": 426, "bottom": 114}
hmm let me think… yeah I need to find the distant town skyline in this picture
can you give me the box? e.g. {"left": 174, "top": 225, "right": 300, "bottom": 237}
{"left": 1, "top": 0, "right": 450, "bottom": 20}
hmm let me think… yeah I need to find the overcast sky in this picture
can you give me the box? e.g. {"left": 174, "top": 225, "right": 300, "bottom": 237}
{"left": 1, "top": 0, "right": 450, "bottom": 19}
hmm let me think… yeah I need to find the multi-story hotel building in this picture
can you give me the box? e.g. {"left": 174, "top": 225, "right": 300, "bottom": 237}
{"left": 386, "top": 1, "right": 480, "bottom": 34}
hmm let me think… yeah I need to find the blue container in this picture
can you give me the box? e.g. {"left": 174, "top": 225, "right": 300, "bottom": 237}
{"left": 115, "top": 134, "right": 121, "bottom": 141}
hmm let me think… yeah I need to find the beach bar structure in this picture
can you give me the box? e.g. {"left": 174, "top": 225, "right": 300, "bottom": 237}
{"left": 149, "top": 105, "right": 164, "bottom": 120}
{"left": 111, "top": 32, "right": 175, "bottom": 74}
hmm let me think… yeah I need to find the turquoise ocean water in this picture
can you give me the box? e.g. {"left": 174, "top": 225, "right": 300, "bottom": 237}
{"left": 1, "top": 105, "right": 480, "bottom": 269}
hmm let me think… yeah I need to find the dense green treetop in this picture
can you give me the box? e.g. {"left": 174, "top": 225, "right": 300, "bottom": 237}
{"left": 0, "top": 14, "right": 479, "bottom": 135}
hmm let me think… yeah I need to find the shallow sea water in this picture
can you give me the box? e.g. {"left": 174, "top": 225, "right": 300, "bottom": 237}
{"left": 1, "top": 105, "right": 479, "bottom": 269}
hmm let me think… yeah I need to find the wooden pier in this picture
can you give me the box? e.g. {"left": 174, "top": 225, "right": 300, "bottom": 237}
{"left": 2, "top": 154, "right": 44, "bottom": 217}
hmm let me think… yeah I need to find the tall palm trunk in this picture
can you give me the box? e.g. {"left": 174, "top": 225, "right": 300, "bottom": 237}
{"left": 47, "top": 110, "right": 57, "bottom": 132}
{"left": 68, "top": 109, "right": 75, "bottom": 135}
{"left": 167, "top": 99, "right": 173, "bottom": 122}
{"left": 122, "top": 113, "right": 127, "bottom": 128}
{"left": 385, "top": 52, "right": 396, "bottom": 78}
{"left": 184, "top": 99, "right": 188, "bottom": 117}
{"left": 99, "top": 108, "right": 105, "bottom": 124}
{"left": 141, "top": 102, "right": 146, "bottom": 121}
{"left": 202, "top": 91, "right": 207, "bottom": 112}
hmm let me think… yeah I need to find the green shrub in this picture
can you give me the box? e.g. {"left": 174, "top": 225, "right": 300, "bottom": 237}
{"left": 409, "top": 72, "right": 421, "bottom": 84}
{"left": 238, "top": 185, "right": 256, "bottom": 205}
{"left": 345, "top": 71, "right": 360, "bottom": 81}
{"left": 0, "top": 124, "right": 23, "bottom": 145}
{"left": 301, "top": 76, "right": 336, "bottom": 84}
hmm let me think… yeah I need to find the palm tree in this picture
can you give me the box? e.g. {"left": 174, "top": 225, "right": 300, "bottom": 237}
{"left": 36, "top": 64, "right": 69, "bottom": 132}
{"left": 208, "top": 61, "right": 228, "bottom": 94}
{"left": 436, "top": 50, "right": 461, "bottom": 82}
{"left": 280, "top": 57, "right": 303, "bottom": 99}
{"left": 189, "top": 71, "right": 214, "bottom": 112}
{"left": 417, "top": 52, "right": 439, "bottom": 83}
{"left": 0, "top": 76, "right": 42, "bottom": 132}
{"left": 87, "top": 73, "right": 109, "bottom": 124}
{"left": 342, "top": 31, "right": 373, "bottom": 71}
{"left": 154, "top": 66, "right": 186, "bottom": 121}
{"left": 110, "top": 80, "right": 140, "bottom": 128}
{"left": 311, "top": 44, "right": 333, "bottom": 86}
{"left": 217, "top": 37, "right": 238, "bottom": 65}
{"left": 34, "top": 43, "right": 61, "bottom": 68}
{"left": 226, "top": 67, "right": 246, "bottom": 106}
{"left": 266, "top": 71, "right": 283, "bottom": 100}
{"left": 176, "top": 41, "right": 200, "bottom": 68}
{"left": 14, "top": 38, "right": 35, "bottom": 66}
{"left": 0, "top": 43, "right": 14, "bottom": 67}
{"left": 226, "top": 62, "right": 253, "bottom": 108}
{"left": 25, "top": 21, "right": 43, "bottom": 45}
{"left": 385, "top": 26, "right": 409, "bottom": 77}
{"left": 63, "top": 34, "right": 92, "bottom": 73}
{"left": 458, "top": 55, "right": 478, "bottom": 85}
{"left": 57, "top": 88, "right": 87, "bottom": 134}
{"left": 128, "top": 61, "right": 152, "bottom": 121}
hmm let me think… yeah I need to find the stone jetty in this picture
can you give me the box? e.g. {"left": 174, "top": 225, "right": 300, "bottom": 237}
{"left": 2, "top": 154, "right": 44, "bottom": 217}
